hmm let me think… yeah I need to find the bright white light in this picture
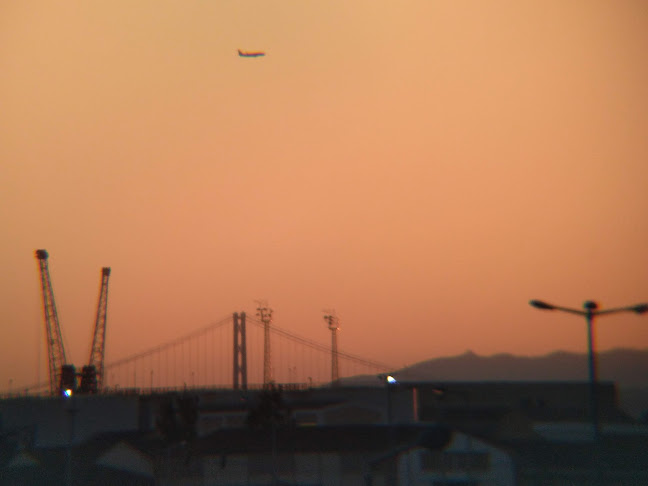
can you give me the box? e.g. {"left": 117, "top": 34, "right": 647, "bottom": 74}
{"left": 386, "top": 376, "right": 398, "bottom": 385}
{"left": 63, "top": 389, "right": 73, "bottom": 398}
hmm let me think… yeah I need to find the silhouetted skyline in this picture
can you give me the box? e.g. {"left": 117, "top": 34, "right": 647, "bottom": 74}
{"left": 1, "top": 1, "right": 647, "bottom": 390}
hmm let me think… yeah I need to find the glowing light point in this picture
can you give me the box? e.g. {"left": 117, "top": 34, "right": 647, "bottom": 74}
{"left": 63, "top": 389, "right": 73, "bottom": 398}
{"left": 386, "top": 375, "right": 398, "bottom": 385}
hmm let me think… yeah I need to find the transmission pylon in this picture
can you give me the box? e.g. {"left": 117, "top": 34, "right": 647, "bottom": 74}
{"left": 324, "top": 311, "right": 340, "bottom": 383}
{"left": 80, "top": 267, "right": 111, "bottom": 393}
{"left": 35, "top": 249, "right": 76, "bottom": 395}
{"left": 233, "top": 312, "right": 248, "bottom": 390}
{"left": 256, "top": 301, "right": 273, "bottom": 386}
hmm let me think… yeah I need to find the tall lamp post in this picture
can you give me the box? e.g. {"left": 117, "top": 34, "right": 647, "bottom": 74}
{"left": 529, "top": 299, "right": 647, "bottom": 440}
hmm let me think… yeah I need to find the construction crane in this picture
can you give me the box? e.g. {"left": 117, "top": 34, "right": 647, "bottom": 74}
{"left": 35, "top": 249, "right": 76, "bottom": 395}
{"left": 79, "top": 267, "right": 111, "bottom": 394}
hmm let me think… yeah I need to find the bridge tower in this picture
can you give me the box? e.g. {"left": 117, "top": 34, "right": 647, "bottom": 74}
{"left": 256, "top": 302, "right": 273, "bottom": 386}
{"left": 233, "top": 312, "right": 247, "bottom": 390}
{"left": 80, "top": 267, "right": 111, "bottom": 393}
{"left": 35, "top": 249, "right": 76, "bottom": 395}
{"left": 324, "top": 311, "right": 340, "bottom": 383}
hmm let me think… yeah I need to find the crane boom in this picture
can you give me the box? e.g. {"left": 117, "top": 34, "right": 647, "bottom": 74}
{"left": 35, "top": 249, "right": 74, "bottom": 395}
{"left": 80, "top": 267, "right": 111, "bottom": 394}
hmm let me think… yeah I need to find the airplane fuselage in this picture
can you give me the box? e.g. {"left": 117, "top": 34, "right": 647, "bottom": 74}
{"left": 238, "top": 49, "right": 265, "bottom": 57}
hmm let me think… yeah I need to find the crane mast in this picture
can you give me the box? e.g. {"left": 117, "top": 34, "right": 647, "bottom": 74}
{"left": 35, "top": 249, "right": 75, "bottom": 395}
{"left": 80, "top": 267, "right": 111, "bottom": 394}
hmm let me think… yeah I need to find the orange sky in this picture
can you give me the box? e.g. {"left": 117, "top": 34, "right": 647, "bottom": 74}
{"left": 1, "top": 1, "right": 647, "bottom": 390}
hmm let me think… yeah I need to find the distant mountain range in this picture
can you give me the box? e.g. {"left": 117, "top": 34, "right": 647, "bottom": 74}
{"left": 392, "top": 348, "right": 648, "bottom": 387}
{"left": 339, "top": 348, "right": 648, "bottom": 418}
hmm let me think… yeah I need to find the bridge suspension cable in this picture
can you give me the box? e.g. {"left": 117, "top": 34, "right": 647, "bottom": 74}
{"left": 246, "top": 317, "right": 393, "bottom": 371}
{"left": 12, "top": 312, "right": 395, "bottom": 395}
{"left": 104, "top": 315, "right": 232, "bottom": 369}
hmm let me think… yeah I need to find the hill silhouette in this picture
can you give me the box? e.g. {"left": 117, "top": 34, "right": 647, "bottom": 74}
{"left": 338, "top": 348, "right": 648, "bottom": 418}
{"left": 393, "top": 348, "right": 648, "bottom": 387}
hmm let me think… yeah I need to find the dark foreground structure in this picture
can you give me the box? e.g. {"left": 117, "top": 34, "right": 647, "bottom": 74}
{"left": 1, "top": 381, "right": 647, "bottom": 485}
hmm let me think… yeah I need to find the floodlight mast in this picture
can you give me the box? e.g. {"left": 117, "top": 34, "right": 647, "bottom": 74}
{"left": 323, "top": 311, "right": 339, "bottom": 383}
{"left": 256, "top": 301, "right": 273, "bottom": 386}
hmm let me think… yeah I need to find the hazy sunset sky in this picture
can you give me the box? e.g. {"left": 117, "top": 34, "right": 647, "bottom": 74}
{"left": 2, "top": 1, "right": 647, "bottom": 390}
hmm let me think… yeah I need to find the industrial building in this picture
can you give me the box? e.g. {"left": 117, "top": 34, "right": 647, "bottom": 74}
{"left": 2, "top": 380, "right": 648, "bottom": 485}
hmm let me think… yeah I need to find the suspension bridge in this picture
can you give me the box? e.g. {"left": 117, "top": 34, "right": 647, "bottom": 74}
{"left": 15, "top": 250, "right": 394, "bottom": 397}
{"left": 22, "top": 312, "right": 393, "bottom": 396}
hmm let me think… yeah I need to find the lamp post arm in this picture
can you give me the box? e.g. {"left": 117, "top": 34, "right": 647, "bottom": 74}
{"left": 594, "top": 304, "right": 648, "bottom": 316}
{"left": 550, "top": 306, "right": 587, "bottom": 316}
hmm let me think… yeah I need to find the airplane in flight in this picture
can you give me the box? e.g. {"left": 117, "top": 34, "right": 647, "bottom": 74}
{"left": 238, "top": 49, "right": 266, "bottom": 58}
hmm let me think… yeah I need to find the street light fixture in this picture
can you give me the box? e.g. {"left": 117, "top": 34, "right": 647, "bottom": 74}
{"left": 379, "top": 374, "right": 399, "bottom": 424}
{"left": 529, "top": 299, "right": 648, "bottom": 441}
